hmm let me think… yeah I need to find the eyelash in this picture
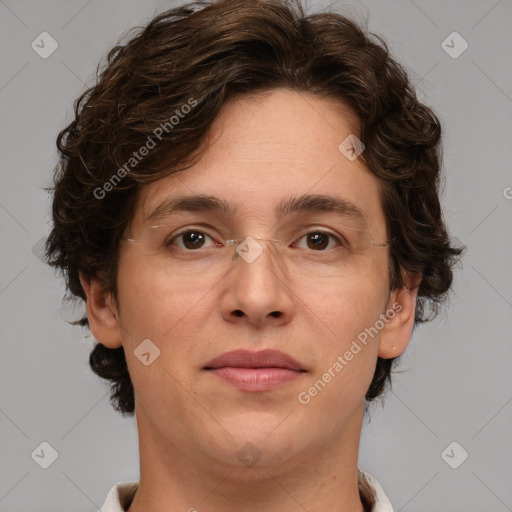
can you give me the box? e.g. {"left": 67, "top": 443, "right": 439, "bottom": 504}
{"left": 166, "top": 228, "right": 346, "bottom": 251}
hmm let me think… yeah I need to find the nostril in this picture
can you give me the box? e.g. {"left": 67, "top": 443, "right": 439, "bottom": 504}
{"left": 233, "top": 310, "right": 244, "bottom": 317}
{"left": 270, "top": 311, "right": 281, "bottom": 318}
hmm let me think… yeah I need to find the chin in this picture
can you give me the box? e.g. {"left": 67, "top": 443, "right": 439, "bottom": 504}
{"left": 206, "top": 417, "right": 304, "bottom": 468}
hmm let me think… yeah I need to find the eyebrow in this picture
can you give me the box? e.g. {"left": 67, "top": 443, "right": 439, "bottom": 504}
{"left": 276, "top": 194, "right": 367, "bottom": 228}
{"left": 145, "top": 193, "right": 367, "bottom": 228}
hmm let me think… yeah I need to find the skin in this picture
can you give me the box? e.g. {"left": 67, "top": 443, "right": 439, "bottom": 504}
{"left": 81, "top": 88, "right": 420, "bottom": 512}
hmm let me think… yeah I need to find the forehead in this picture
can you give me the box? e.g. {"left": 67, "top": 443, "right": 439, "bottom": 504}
{"left": 134, "top": 88, "right": 386, "bottom": 235}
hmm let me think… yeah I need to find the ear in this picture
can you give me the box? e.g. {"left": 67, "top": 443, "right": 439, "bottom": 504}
{"left": 79, "top": 272, "right": 122, "bottom": 349}
{"left": 378, "top": 272, "right": 422, "bottom": 359}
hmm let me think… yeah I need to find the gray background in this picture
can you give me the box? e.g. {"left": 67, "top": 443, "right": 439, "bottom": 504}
{"left": 1, "top": 0, "right": 511, "bottom": 510}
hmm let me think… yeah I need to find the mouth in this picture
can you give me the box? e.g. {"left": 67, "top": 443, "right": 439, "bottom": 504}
{"left": 204, "top": 349, "right": 306, "bottom": 392}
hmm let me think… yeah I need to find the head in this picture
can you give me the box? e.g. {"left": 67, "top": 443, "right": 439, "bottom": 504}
{"left": 46, "top": 0, "right": 462, "bottom": 467}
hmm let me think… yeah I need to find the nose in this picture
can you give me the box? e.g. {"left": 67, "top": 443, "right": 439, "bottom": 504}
{"left": 219, "top": 237, "right": 295, "bottom": 328}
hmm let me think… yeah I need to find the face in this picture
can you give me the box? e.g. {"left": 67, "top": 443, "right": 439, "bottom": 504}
{"left": 98, "top": 89, "right": 409, "bottom": 473}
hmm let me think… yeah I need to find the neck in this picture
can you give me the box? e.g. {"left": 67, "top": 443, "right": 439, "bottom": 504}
{"left": 126, "top": 407, "right": 370, "bottom": 512}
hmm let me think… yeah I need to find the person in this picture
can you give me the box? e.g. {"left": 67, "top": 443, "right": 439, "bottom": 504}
{"left": 45, "top": 0, "right": 462, "bottom": 510}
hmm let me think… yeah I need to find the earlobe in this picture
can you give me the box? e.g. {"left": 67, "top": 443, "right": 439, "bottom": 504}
{"left": 79, "top": 272, "right": 122, "bottom": 349}
{"left": 378, "top": 273, "right": 422, "bottom": 359}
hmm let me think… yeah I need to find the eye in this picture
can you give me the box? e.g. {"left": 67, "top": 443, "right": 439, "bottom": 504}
{"left": 167, "top": 229, "right": 219, "bottom": 250}
{"left": 293, "top": 231, "right": 344, "bottom": 251}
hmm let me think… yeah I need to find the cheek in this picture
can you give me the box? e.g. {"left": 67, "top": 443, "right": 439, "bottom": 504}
{"left": 114, "top": 256, "right": 214, "bottom": 411}
{"left": 295, "top": 275, "right": 387, "bottom": 343}
{"left": 293, "top": 277, "right": 387, "bottom": 400}
{"left": 114, "top": 253, "right": 216, "bottom": 376}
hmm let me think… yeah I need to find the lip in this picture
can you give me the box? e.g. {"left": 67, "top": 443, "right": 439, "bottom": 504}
{"left": 204, "top": 349, "right": 306, "bottom": 392}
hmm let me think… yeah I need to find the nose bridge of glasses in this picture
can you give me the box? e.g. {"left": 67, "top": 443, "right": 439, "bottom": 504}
{"left": 226, "top": 236, "right": 282, "bottom": 265}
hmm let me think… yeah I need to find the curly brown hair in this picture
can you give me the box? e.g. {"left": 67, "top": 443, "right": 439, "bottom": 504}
{"left": 45, "top": 0, "right": 463, "bottom": 415}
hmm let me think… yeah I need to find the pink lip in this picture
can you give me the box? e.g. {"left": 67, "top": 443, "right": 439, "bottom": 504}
{"left": 204, "top": 349, "right": 306, "bottom": 392}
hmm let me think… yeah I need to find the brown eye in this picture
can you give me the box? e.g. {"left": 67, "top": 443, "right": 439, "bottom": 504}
{"left": 183, "top": 230, "right": 206, "bottom": 249}
{"left": 293, "top": 231, "right": 341, "bottom": 251}
{"left": 168, "top": 230, "right": 212, "bottom": 250}
{"left": 305, "top": 232, "right": 330, "bottom": 250}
